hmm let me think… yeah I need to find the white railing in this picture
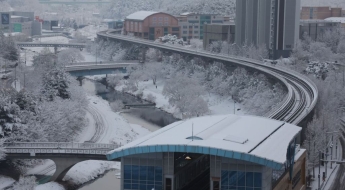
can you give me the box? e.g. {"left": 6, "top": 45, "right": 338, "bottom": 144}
{"left": 4, "top": 142, "right": 118, "bottom": 150}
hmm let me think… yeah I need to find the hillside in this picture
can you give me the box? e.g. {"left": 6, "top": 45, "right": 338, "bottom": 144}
{"left": 104, "top": 0, "right": 236, "bottom": 19}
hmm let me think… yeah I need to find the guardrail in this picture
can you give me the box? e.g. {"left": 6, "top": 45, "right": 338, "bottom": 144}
{"left": 4, "top": 142, "right": 118, "bottom": 150}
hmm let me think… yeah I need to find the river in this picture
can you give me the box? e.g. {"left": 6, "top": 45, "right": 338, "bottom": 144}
{"left": 78, "top": 78, "right": 177, "bottom": 190}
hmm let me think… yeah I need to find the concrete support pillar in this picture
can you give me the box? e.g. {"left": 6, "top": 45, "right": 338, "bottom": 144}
{"left": 49, "top": 157, "right": 85, "bottom": 182}
{"left": 138, "top": 46, "right": 148, "bottom": 63}
{"left": 54, "top": 46, "right": 58, "bottom": 54}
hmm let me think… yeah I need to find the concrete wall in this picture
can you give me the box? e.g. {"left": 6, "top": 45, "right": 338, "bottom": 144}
{"left": 283, "top": 0, "right": 300, "bottom": 51}
{"left": 273, "top": 151, "right": 306, "bottom": 190}
{"left": 203, "top": 24, "right": 235, "bottom": 49}
{"left": 236, "top": 0, "right": 299, "bottom": 58}
{"left": 301, "top": 7, "right": 344, "bottom": 19}
{"left": 32, "top": 20, "right": 42, "bottom": 36}
{"left": 235, "top": 0, "right": 246, "bottom": 46}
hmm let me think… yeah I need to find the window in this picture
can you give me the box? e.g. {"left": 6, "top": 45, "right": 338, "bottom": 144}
{"left": 164, "top": 22, "right": 168, "bottom": 26}
{"left": 183, "top": 31, "right": 187, "bottom": 34}
{"left": 159, "top": 22, "right": 163, "bottom": 26}
{"left": 172, "top": 27, "right": 179, "bottom": 31}
{"left": 194, "top": 31, "right": 198, "bottom": 34}
{"left": 285, "top": 45, "right": 292, "bottom": 49}
{"left": 194, "top": 25, "right": 198, "bottom": 28}
{"left": 221, "top": 170, "right": 262, "bottom": 190}
{"left": 139, "top": 23, "right": 142, "bottom": 32}
{"left": 124, "top": 165, "right": 163, "bottom": 190}
{"left": 159, "top": 17, "right": 163, "bottom": 21}
{"left": 183, "top": 25, "right": 187, "bottom": 29}
{"left": 189, "top": 26, "right": 192, "bottom": 29}
{"left": 164, "top": 17, "right": 169, "bottom": 21}
{"left": 152, "top": 17, "right": 157, "bottom": 22}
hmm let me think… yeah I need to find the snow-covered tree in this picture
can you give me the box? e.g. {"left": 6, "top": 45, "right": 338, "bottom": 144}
{"left": 146, "top": 93, "right": 157, "bottom": 103}
{"left": 110, "top": 100, "right": 124, "bottom": 112}
{"left": 309, "top": 42, "right": 334, "bottom": 62}
{"left": 73, "top": 31, "right": 89, "bottom": 43}
{"left": 143, "top": 62, "right": 164, "bottom": 85}
{"left": 157, "top": 34, "right": 184, "bottom": 45}
{"left": 107, "top": 72, "right": 124, "bottom": 88}
{"left": 41, "top": 66, "right": 71, "bottom": 101}
{"left": 57, "top": 49, "right": 84, "bottom": 65}
{"left": 163, "top": 72, "right": 208, "bottom": 118}
{"left": 0, "top": 138, "right": 6, "bottom": 160}
{"left": 105, "top": 0, "right": 235, "bottom": 19}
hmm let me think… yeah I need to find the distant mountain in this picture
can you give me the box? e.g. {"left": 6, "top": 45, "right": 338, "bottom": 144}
{"left": 104, "top": 0, "right": 236, "bottom": 19}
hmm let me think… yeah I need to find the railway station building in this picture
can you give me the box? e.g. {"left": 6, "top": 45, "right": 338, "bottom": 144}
{"left": 107, "top": 114, "right": 307, "bottom": 190}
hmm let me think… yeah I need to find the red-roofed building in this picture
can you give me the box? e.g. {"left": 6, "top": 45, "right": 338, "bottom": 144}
{"left": 124, "top": 11, "right": 180, "bottom": 40}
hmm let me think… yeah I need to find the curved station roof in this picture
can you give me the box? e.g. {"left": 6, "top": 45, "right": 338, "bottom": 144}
{"left": 107, "top": 114, "right": 301, "bottom": 170}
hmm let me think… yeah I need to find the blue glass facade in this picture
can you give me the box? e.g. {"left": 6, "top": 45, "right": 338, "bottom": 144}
{"left": 124, "top": 165, "right": 163, "bottom": 190}
{"left": 221, "top": 170, "right": 262, "bottom": 190}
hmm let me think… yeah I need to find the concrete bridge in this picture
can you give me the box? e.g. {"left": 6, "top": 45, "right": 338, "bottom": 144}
{"left": 16, "top": 42, "right": 86, "bottom": 54}
{"left": 65, "top": 61, "right": 138, "bottom": 76}
{"left": 4, "top": 142, "right": 118, "bottom": 182}
{"left": 39, "top": 0, "right": 111, "bottom": 4}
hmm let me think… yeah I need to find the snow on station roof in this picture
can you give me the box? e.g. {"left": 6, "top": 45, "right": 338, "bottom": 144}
{"left": 126, "top": 11, "right": 158, "bottom": 21}
{"left": 107, "top": 114, "right": 301, "bottom": 170}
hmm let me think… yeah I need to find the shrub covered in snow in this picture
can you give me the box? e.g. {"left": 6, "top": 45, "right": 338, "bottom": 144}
{"left": 157, "top": 34, "right": 184, "bottom": 45}
{"left": 146, "top": 93, "right": 156, "bottom": 103}
{"left": 110, "top": 100, "right": 124, "bottom": 112}
{"left": 9, "top": 176, "right": 36, "bottom": 190}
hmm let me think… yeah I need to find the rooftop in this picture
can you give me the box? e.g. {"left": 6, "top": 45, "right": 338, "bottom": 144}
{"left": 126, "top": 11, "right": 158, "bottom": 21}
{"left": 300, "top": 19, "right": 339, "bottom": 24}
{"left": 107, "top": 114, "right": 301, "bottom": 169}
{"left": 325, "top": 17, "right": 345, "bottom": 23}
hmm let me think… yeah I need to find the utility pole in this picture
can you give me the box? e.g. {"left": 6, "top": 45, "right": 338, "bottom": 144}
{"left": 331, "top": 135, "right": 333, "bottom": 169}
{"left": 23, "top": 73, "right": 26, "bottom": 89}
{"left": 318, "top": 150, "right": 321, "bottom": 190}
{"left": 14, "top": 63, "right": 17, "bottom": 89}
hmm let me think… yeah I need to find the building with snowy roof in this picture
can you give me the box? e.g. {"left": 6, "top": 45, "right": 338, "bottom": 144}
{"left": 107, "top": 114, "right": 307, "bottom": 190}
{"left": 324, "top": 17, "right": 345, "bottom": 27}
{"left": 124, "top": 11, "right": 180, "bottom": 40}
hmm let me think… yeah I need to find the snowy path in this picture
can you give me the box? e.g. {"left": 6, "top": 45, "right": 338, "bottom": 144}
{"left": 86, "top": 105, "right": 106, "bottom": 143}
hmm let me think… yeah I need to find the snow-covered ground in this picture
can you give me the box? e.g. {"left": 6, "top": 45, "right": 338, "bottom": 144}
{"left": 115, "top": 80, "right": 245, "bottom": 117}
{"left": 71, "top": 25, "right": 108, "bottom": 40}
{"left": 86, "top": 95, "right": 151, "bottom": 144}
{"left": 35, "top": 182, "right": 65, "bottom": 190}
{"left": 0, "top": 175, "right": 15, "bottom": 189}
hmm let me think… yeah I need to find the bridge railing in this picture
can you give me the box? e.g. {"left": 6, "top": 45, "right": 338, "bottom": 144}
{"left": 4, "top": 142, "right": 119, "bottom": 150}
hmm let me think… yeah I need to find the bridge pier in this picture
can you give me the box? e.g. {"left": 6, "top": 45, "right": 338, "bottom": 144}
{"left": 54, "top": 46, "right": 58, "bottom": 54}
{"left": 49, "top": 157, "right": 84, "bottom": 182}
{"left": 138, "top": 46, "right": 148, "bottom": 63}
